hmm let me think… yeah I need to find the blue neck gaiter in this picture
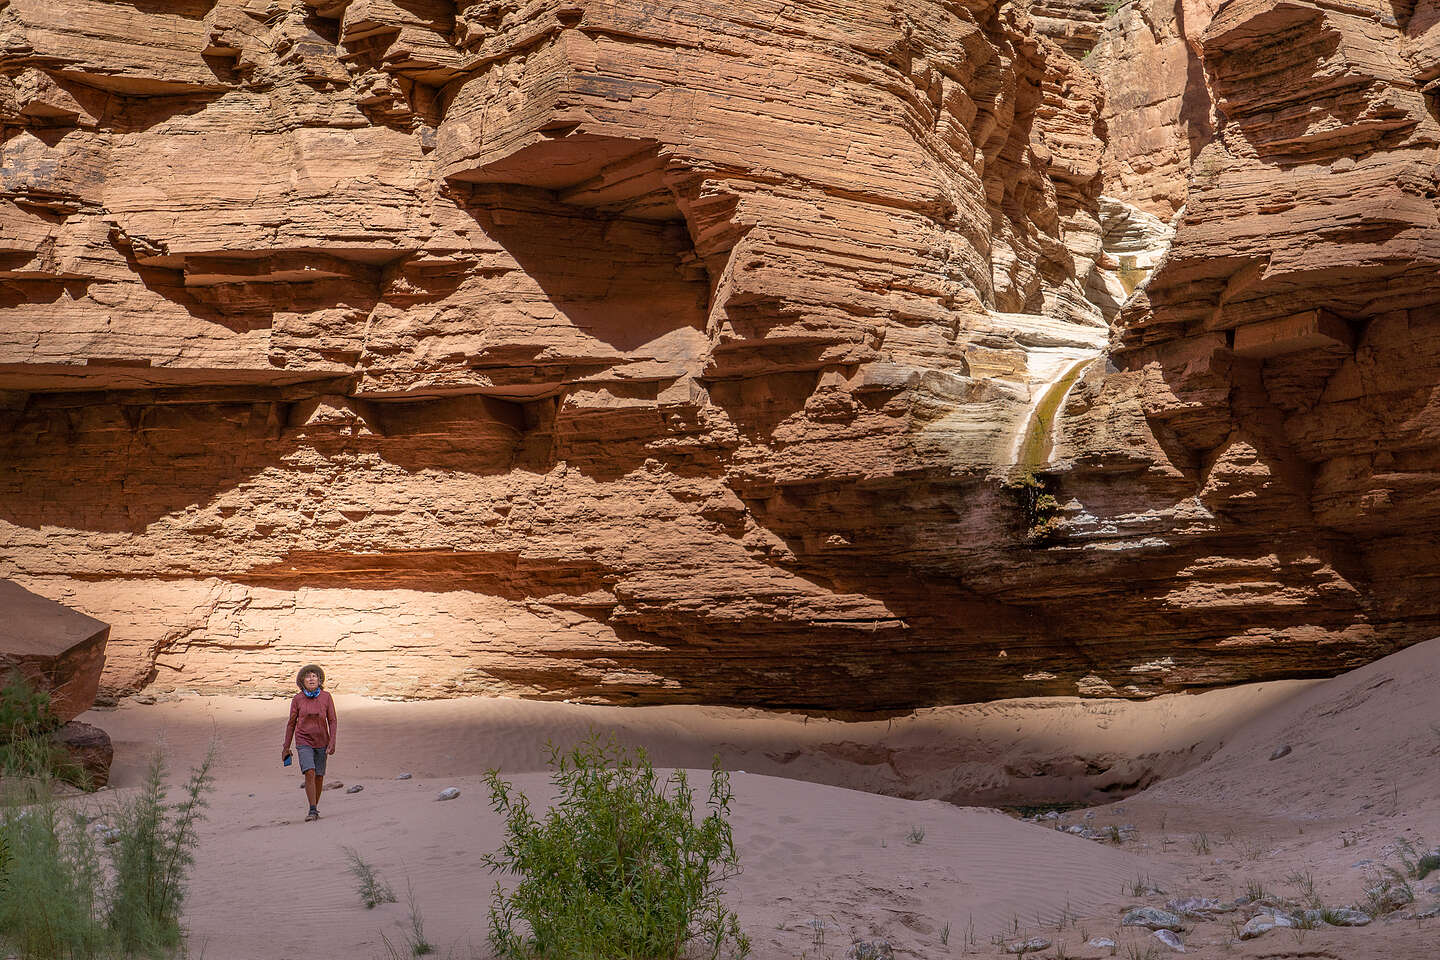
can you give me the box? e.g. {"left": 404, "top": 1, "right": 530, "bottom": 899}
{"left": 303, "top": 688, "right": 321, "bottom": 698}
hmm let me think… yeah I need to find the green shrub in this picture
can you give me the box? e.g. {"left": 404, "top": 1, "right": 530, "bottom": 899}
{"left": 1002, "top": 472, "right": 1063, "bottom": 544}
{"left": 0, "top": 672, "right": 80, "bottom": 790}
{"left": 0, "top": 670, "right": 58, "bottom": 739}
{"left": 0, "top": 801, "right": 107, "bottom": 959}
{"left": 107, "top": 747, "right": 217, "bottom": 953}
{"left": 483, "top": 736, "right": 749, "bottom": 960}
{"left": 0, "top": 744, "right": 216, "bottom": 959}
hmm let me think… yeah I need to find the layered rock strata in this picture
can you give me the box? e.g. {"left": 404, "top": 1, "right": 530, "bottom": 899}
{"left": 1039, "top": 0, "right": 1440, "bottom": 693}
{"left": 1088, "top": 0, "right": 1214, "bottom": 219}
{"left": 0, "top": 0, "right": 1435, "bottom": 711}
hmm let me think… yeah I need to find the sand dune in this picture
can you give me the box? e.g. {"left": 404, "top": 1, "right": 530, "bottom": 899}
{"left": 70, "top": 640, "right": 1440, "bottom": 958}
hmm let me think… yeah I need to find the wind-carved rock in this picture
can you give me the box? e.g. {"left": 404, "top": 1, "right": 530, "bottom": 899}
{"left": 0, "top": 0, "right": 1432, "bottom": 710}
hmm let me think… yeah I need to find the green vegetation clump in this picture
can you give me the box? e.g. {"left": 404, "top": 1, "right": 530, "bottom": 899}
{"left": 483, "top": 736, "right": 749, "bottom": 960}
{"left": 1003, "top": 472, "right": 1063, "bottom": 544}
{"left": 0, "top": 744, "right": 216, "bottom": 959}
{"left": 107, "top": 749, "right": 217, "bottom": 953}
{"left": 0, "top": 672, "right": 81, "bottom": 790}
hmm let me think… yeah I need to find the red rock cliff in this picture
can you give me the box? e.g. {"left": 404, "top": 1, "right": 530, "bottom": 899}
{"left": 0, "top": 0, "right": 1434, "bottom": 709}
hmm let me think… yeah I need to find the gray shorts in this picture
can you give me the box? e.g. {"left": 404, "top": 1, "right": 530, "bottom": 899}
{"left": 297, "top": 745, "right": 328, "bottom": 776}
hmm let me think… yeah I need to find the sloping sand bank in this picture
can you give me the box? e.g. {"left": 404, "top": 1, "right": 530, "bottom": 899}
{"left": 72, "top": 639, "right": 1439, "bottom": 958}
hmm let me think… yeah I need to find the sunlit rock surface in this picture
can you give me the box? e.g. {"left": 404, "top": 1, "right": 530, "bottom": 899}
{"left": 0, "top": 0, "right": 1435, "bottom": 710}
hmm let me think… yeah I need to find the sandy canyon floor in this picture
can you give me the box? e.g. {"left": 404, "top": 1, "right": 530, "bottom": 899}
{"left": 68, "top": 639, "right": 1440, "bottom": 960}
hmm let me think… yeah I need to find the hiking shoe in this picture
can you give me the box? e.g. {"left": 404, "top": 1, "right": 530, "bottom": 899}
{"left": 305, "top": 807, "right": 319, "bottom": 822}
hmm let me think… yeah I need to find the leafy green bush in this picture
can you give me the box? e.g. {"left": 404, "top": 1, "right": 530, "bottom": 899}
{"left": 0, "top": 797, "right": 108, "bottom": 958}
{"left": 483, "top": 736, "right": 749, "bottom": 960}
{"left": 1002, "top": 472, "right": 1063, "bottom": 544}
{"left": 0, "top": 670, "right": 58, "bottom": 739}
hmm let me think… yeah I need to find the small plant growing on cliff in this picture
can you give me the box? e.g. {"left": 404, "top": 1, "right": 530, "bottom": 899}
{"left": 1003, "top": 472, "right": 1064, "bottom": 545}
{"left": 483, "top": 735, "right": 749, "bottom": 959}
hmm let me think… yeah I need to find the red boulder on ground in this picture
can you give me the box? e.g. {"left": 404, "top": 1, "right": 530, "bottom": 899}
{"left": 0, "top": 579, "right": 109, "bottom": 722}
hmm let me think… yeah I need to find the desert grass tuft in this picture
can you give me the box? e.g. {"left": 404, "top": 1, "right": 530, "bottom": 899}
{"left": 405, "top": 879, "right": 434, "bottom": 956}
{"left": 344, "top": 846, "right": 398, "bottom": 909}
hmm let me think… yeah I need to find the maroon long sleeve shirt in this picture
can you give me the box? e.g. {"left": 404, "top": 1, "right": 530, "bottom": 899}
{"left": 283, "top": 690, "right": 337, "bottom": 750}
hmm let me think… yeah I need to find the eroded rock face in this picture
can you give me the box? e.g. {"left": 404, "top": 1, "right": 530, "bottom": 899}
{"left": 0, "top": 0, "right": 1435, "bottom": 710}
{"left": 1089, "top": 0, "right": 1213, "bottom": 219}
{"left": 1042, "top": 0, "right": 1440, "bottom": 690}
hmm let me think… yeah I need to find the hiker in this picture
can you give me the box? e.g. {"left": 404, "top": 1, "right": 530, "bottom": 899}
{"left": 281, "top": 663, "right": 337, "bottom": 822}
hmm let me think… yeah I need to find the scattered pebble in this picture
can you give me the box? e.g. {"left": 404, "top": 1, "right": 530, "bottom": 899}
{"left": 346, "top": 784, "right": 364, "bottom": 794}
{"left": 396, "top": 773, "right": 413, "bottom": 780}
{"left": 324, "top": 781, "right": 343, "bottom": 791}
{"left": 1086, "top": 938, "right": 1116, "bottom": 949}
{"left": 134, "top": 695, "right": 156, "bottom": 705}
{"left": 1153, "top": 929, "right": 1184, "bottom": 952}
{"left": 1122, "top": 907, "right": 1184, "bottom": 932}
{"left": 436, "top": 787, "right": 460, "bottom": 801}
{"left": 1268, "top": 744, "right": 1292, "bottom": 760}
{"left": 1239, "top": 914, "right": 1294, "bottom": 940}
{"left": 1002, "top": 936, "right": 1050, "bottom": 954}
{"left": 1167, "top": 896, "right": 1228, "bottom": 918}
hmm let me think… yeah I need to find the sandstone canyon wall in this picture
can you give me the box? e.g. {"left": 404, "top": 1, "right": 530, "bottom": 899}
{"left": 0, "top": 0, "right": 1436, "bottom": 711}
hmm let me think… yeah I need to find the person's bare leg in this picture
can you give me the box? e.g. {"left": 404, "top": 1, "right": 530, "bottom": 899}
{"left": 305, "top": 770, "right": 319, "bottom": 807}
{"left": 314, "top": 773, "right": 324, "bottom": 805}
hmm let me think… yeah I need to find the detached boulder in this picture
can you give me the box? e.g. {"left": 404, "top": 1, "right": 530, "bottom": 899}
{"left": 0, "top": 580, "right": 109, "bottom": 721}
{"left": 51, "top": 720, "right": 113, "bottom": 789}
